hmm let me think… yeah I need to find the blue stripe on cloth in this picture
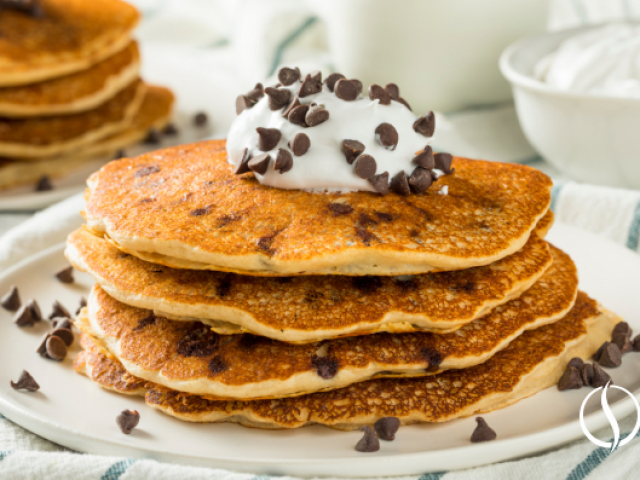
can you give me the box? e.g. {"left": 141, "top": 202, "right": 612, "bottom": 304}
{"left": 0, "top": 413, "right": 5, "bottom": 419}
{"left": 100, "top": 459, "right": 137, "bottom": 480}
{"left": 550, "top": 182, "right": 565, "bottom": 213}
{"left": 626, "top": 198, "right": 640, "bottom": 251}
{"left": 418, "top": 472, "right": 447, "bottom": 480}
{"left": 268, "top": 16, "right": 318, "bottom": 77}
{"left": 565, "top": 430, "right": 640, "bottom": 480}
{"left": 0, "top": 451, "right": 10, "bottom": 461}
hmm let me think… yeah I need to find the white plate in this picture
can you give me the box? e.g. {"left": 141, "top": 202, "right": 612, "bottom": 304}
{"left": 0, "top": 222, "right": 639, "bottom": 477}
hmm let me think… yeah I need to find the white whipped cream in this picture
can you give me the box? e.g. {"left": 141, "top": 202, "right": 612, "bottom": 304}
{"left": 535, "top": 24, "right": 640, "bottom": 97}
{"left": 226, "top": 79, "right": 433, "bottom": 193}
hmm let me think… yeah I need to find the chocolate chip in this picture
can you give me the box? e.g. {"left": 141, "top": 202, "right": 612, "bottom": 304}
{"left": 144, "top": 128, "right": 161, "bottom": 144}
{"left": 412, "top": 146, "right": 435, "bottom": 169}
{"left": 369, "top": 172, "right": 389, "bottom": 195}
{"left": 116, "top": 410, "right": 140, "bottom": 434}
{"left": 51, "top": 328, "right": 74, "bottom": 347}
{"left": 26, "top": 299, "right": 41, "bottom": 321}
{"left": 311, "top": 355, "right": 338, "bottom": 379}
{"left": 35, "top": 175, "right": 53, "bottom": 192}
{"left": 325, "top": 73, "right": 346, "bottom": 92}
{"left": 277, "top": 67, "right": 300, "bottom": 86}
{"left": 375, "top": 123, "right": 398, "bottom": 150}
{"left": 352, "top": 276, "right": 383, "bottom": 293}
{"left": 134, "top": 165, "right": 160, "bottom": 178}
{"left": 208, "top": 356, "right": 227, "bottom": 374}
{"left": 368, "top": 84, "right": 391, "bottom": 105}
{"left": 298, "top": 74, "right": 322, "bottom": 98}
{"left": 234, "top": 148, "right": 252, "bottom": 175}
{"left": 246, "top": 83, "right": 264, "bottom": 102}
{"left": 355, "top": 155, "right": 377, "bottom": 179}
{"left": 558, "top": 366, "right": 583, "bottom": 390}
{"left": 289, "top": 133, "right": 311, "bottom": 156}
{"left": 256, "top": 127, "right": 281, "bottom": 151}
{"left": 567, "top": 357, "right": 584, "bottom": 369}
{"left": 470, "top": 417, "right": 497, "bottom": 443}
{"left": 194, "top": 112, "right": 209, "bottom": 126}
{"left": 236, "top": 95, "right": 255, "bottom": 115}
{"left": 334, "top": 79, "right": 358, "bottom": 101}
{"left": 13, "top": 304, "right": 34, "bottom": 327}
{"left": 592, "top": 364, "right": 612, "bottom": 388}
{"left": 265, "top": 87, "right": 292, "bottom": 111}
{"left": 350, "top": 79, "right": 363, "bottom": 95}
{"left": 374, "top": 417, "right": 400, "bottom": 441}
{"left": 397, "top": 97, "right": 412, "bottom": 111}
{"left": 75, "top": 297, "right": 87, "bottom": 316}
{"left": 114, "top": 149, "right": 126, "bottom": 160}
{"left": 274, "top": 149, "right": 293, "bottom": 173}
{"left": 593, "top": 341, "right": 609, "bottom": 361}
{"left": 1, "top": 285, "right": 20, "bottom": 311}
{"left": 311, "top": 71, "right": 322, "bottom": 83}
{"left": 384, "top": 83, "right": 400, "bottom": 100}
{"left": 328, "top": 203, "right": 353, "bottom": 216}
{"left": 36, "top": 333, "right": 50, "bottom": 356}
{"left": 45, "top": 335, "right": 67, "bottom": 361}
{"left": 177, "top": 327, "right": 219, "bottom": 357}
{"left": 581, "top": 363, "right": 594, "bottom": 387}
{"left": 54, "top": 266, "right": 74, "bottom": 285}
{"left": 282, "top": 97, "right": 301, "bottom": 118}
{"left": 434, "top": 153, "right": 455, "bottom": 174}
{"left": 163, "top": 123, "right": 178, "bottom": 135}
{"left": 612, "top": 322, "right": 632, "bottom": 339}
{"left": 190, "top": 206, "right": 212, "bottom": 217}
{"left": 248, "top": 153, "right": 271, "bottom": 175}
{"left": 10, "top": 370, "right": 39, "bottom": 392}
{"left": 390, "top": 171, "right": 410, "bottom": 196}
{"left": 305, "top": 104, "right": 330, "bottom": 127}
{"left": 134, "top": 315, "right": 156, "bottom": 331}
{"left": 633, "top": 335, "right": 640, "bottom": 352}
{"left": 355, "top": 426, "right": 380, "bottom": 452}
{"left": 413, "top": 112, "right": 435, "bottom": 137}
{"left": 409, "top": 167, "right": 433, "bottom": 194}
{"left": 341, "top": 140, "right": 365, "bottom": 165}
{"left": 288, "top": 104, "right": 310, "bottom": 127}
{"left": 598, "top": 343, "right": 622, "bottom": 368}
{"left": 51, "top": 317, "right": 71, "bottom": 330}
{"left": 612, "top": 333, "right": 632, "bottom": 354}
{"left": 421, "top": 347, "right": 443, "bottom": 372}
{"left": 48, "top": 300, "right": 69, "bottom": 320}
{"left": 1, "top": 0, "right": 43, "bottom": 17}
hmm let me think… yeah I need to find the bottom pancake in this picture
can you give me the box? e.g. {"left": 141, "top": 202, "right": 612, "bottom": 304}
{"left": 74, "top": 294, "right": 617, "bottom": 430}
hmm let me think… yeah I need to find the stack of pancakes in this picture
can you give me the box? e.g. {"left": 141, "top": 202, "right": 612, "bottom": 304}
{"left": 66, "top": 140, "right": 619, "bottom": 430}
{"left": 0, "top": 0, "right": 174, "bottom": 191}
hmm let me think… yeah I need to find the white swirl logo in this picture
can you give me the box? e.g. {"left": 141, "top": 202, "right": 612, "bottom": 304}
{"left": 580, "top": 381, "right": 640, "bottom": 450}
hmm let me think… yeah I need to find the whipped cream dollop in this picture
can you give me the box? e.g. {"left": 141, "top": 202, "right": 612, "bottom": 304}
{"left": 226, "top": 69, "right": 451, "bottom": 194}
{"left": 535, "top": 24, "right": 640, "bottom": 97}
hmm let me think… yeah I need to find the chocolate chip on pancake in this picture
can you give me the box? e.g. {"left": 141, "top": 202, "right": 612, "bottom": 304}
{"left": 46, "top": 335, "right": 67, "bottom": 361}
{"left": 325, "top": 73, "right": 346, "bottom": 92}
{"left": 567, "top": 357, "right": 584, "bottom": 369}
{"left": 409, "top": 167, "right": 432, "bottom": 194}
{"left": 334, "top": 79, "right": 359, "bottom": 101}
{"left": 256, "top": 127, "right": 281, "bottom": 151}
{"left": 116, "top": 409, "right": 140, "bottom": 434}
{"left": 234, "top": 148, "right": 252, "bottom": 175}
{"left": 470, "top": 417, "right": 497, "bottom": 443}
{"left": 289, "top": 133, "right": 310, "bottom": 156}
{"left": 35, "top": 175, "right": 53, "bottom": 191}
{"left": 51, "top": 327, "right": 74, "bottom": 347}
{"left": 598, "top": 343, "right": 622, "bottom": 368}
{"left": 390, "top": 171, "right": 410, "bottom": 196}
{"left": 134, "top": 165, "right": 160, "bottom": 178}
{"left": 311, "top": 355, "right": 338, "bottom": 379}
{"left": 369, "top": 172, "right": 390, "bottom": 195}
{"left": 144, "top": 128, "right": 161, "bottom": 144}
{"left": 190, "top": 207, "right": 212, "bottom": 217}
{"left": 177, "top": 327, "right": 219, "bottom": 358}
{"left": 435, "top": 153, "right": 455, "bottom": 174}
{"left": 236, "top": 95, "right": 255, "bottom": 115}
{"left": 412, "top": 146, "right": 435, "bottom": 169}
{"left": 298, "top": 73, "right": 322, "bottom": 98}
{"left": 13, "top": 304, "right": 34, "bottom": 327}
{"left": 328, "top": 203, "right": 353, "bottom": 216}
{"left": 375, "top": 123, "right": 398, "bottom": 150}
{"left": 592, "top": 363, "right": 612, "bottom": 388}
{"left": 368, "top": 84, "right": 391, "bottom": 105}
{"left": 374, "top": 417, "right": 400, "bottom": 441}
{"left": 341, "top": 139, "right": 365, "bottom": 164}
{"left": 558, "top": 366, "right": 583, "bottom": 390}
{"left": 248, "top": 153, "right": 271, "bottom": 175}
{"left": 413, "top": 111, "right": 435, "bottom": 137}
{"left": 10, "top": 370, "right": 39, "bottom": 392}
{"left": 355, "top": 154, "right": 377, "bottom": 179}
{"left": 305, "top": 104, "right": 330, "bottom": 126}
{"left": 421, "top": 347, "right": 443, "bottom": 372}
{"left": 288, "top": 104, "right": 310, "bottom": 127}
{"left": 282, "top": 97, "right": 301, "bottom": 118}
{"left": 581, "top": 363, "right": 594, "bottom": 386}
{"left": 1, "top": 285, "right": 20, "bottom": 311}
{"left": 208, "top": 357, "right": 227, "bottom": 374}
{"left": 265, "top": 87, "right": 292, "bottom": 111}
{"left": 274, "top": 149, "right": 294, "bottom": 173}
{"left": 134, "top": 314, "right": 156, "bottom": 331}
{"left": 48, "top": 300, "right": 70, "bottom": 320}
{"left": 278, "top": 67, "right": 301, "bottom": 86}
{"left": 76, "top": 297, "right": 87, "bottom": 316}
{"left": 352, "top": 276, "right": 383, "bottom": 293}
{"left": 355, "top": 426, "right": 380, "bottom": 452}
{"left": 612, "top": 333, "right": 632, "bottom": 354}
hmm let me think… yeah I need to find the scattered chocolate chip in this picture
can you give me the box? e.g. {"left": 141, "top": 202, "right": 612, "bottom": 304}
{"left": 328, "top": 203, "right": 353, "bottom": 216}
{"left": 390, "top": 171, "right": 410, "bottom": 196}
{"left": 341, "top": 140, "right": 365, "bottom": 165}
{"left": 288, "top": 104, "right": 310, "bottom": 127}
{"left": 305, "top": 104, "right": 330, "bottom": 127}
{"left": 265, "top": 87, "right": 292, "bottom": 111}
{"left": 413, "top": 111, "right": 435, "bottom": 137}
{"left": 134, "top": 165, "right": 160, "bottom": 178}
{"left": 558, "top": 366, "right": 583, "bottom": 390}
{"left": 470, "top": 417, "right": 497, "bottom": 443}
{"left": 598, "top": 343, "right": 622, "bottom": 368}
{"left": 612, "top": 322, "right": 632, "bottom": 339}
{"left": 593, "top": 341, "right": 609, "bottom": 362}
{"left": 1, "top": 285, "right": 20, "bottom": 311}
{"left": 163, "top": 123, "right": 178, "bottom": 136}
{"left": 375, "top": 123, "right": 398, "bottom": 150}
{"left": 412, "top": 146, "right": 435, "bottom": 169}
{"left": 409, "top": 167, "right": 433, "bottom": 194}
{"left": 612, "top": 333, "right": 633, "bottom": 354}
{"left": 51, "top": 328, "right": 74, "bottom": 347}
{"left": 369, "top": 172, "right": 390, "bottom": 195}
{"left": 397, "top": 97, "right": 412, "bottom": 111}
{"left": 10, "top": 370, "right": 39, "bottom": 392}
{"left": 45, "top": 335, "right": 67, "bottom": 361}
{"left": 256, "top": 127, "right": 282, "bottom": 151}
{"left": 144, "top": 128, "right": 161, "bottom": 144}
{"left": 13, "top": 304, "right": 34, "bottom": 327}
{"left": 236, "top": 95, "right": 255, "bottom": 115}
{"left": 350, "top": 79, "right": 363, "bottom": 95}
{"left": 434, "top": 153, "right": 455, "bottom": 174}
{"left": 310, "top": 71, "right": 322, "bottom": 83}
{"left": 325, "top": 73, "right": 346, "bottom": 92}
{"left": 35, "top": 175, "right": 53, "bottom": 192}
{"left": 368, "top": 84, "right": 391, "bottom": 105}
{"left": 282, "top": 97, "right": 301, "bottom": 118}
{"left": 334, "top": 79, "right": 358, "bottom": 101}
{"left": 355, "top": 426, "right": 380, "bottom": 452}
{"left": 311, "top": 355, "right": 338, "bottom": 379}
{"left": 581, "top": 363, "right": 594, "bottom": 387}
{"left": 75, "top": 297, "right": 87, "bottom": 316}
{"left": 113, "top": 149, "right": 126, "bottom": 160}
{"left": 26, "top": 298, "right": 41, "bottom": 321}
{"left": 274, "top": 149, "right": 293, "bottom": 173}
{"left": 248, "top": 153, "right": 271, "bottom": 175}
{"left": 277, "top": 67, "right": 301, "bottom": 86}
{"left": 374, "top": 417, "right": 400, "bottom": 441}
{"left": 48, "top": 300, "right": 69, "bottom": 320}
{"left": 208, "top": 356, "right": 227, "bottom": 374}
{"left": 246, "top": 83, "right": 264, "bottom": 102}
{"left": 384, "top": 83, "right": 400, "bottom": 100}
{"left": 177, "top": 327, "right": 219, "bottom": 357}
{"left": 36, "top": 333, "right": 50, "bottom": 356}
{"left": 421, "top": 347, "right": 443, "bottom": 372}
{"left": 51, "top": 317, "right": 71, "bottom": 330}
{"left": 592, "top": 363, "right": 612, "bottom": 388}
{"left": 355, "top": 155, "right": 377, "bottom": 179}
{"left": 289, "top": 133, "right": 311, "bottom": 156}
{"left": 54, "top": 266, "right": 74, "bottom": 285}
{"left": 116, "top": 410, "right": 140, "bottom": 434}
{"left": 567, "top": 357, "right": 584, "bottom": 369}
{"left": 633, "top": 335, "right": 640, "bottom": 352}
{"left": 234, "top": 148, "right": 252, "bottom": 175}
{"left": 298, "top": 74, "right": 322, "bottom": 97}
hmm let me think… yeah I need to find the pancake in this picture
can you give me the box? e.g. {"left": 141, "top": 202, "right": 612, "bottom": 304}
{"left": 535, "top": 209, "right": 554, "bottom": 238}
{"left": 84, "top": 140, "right": 552, "bottom": 276}
{"left": 76, "top": 247, "right": 577, "bottom": 400}
{"left": 0, "top": 42, "right": 140, "bottom": 118}
{"left": 74, "top": 293, "right": 617, "bottom": 429}
{"left": 0, "top": 85, "right": 174, "bottom": 190}
{"left": 67, "top": 228, "right": 553, "bottom": 342}
{"left": 0, "top": 80, "right": 145, "bottom": 159}
{"left": 0, "top": 0, "right": 139, "bottom": 87}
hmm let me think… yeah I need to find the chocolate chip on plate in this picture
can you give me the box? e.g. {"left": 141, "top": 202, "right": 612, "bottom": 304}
{"left": 581, "top": 363, "right": 594, "bottom": 387}
{"left": 375, "top": 123, "right": 398, "bottom": 150}
{"left": 368, "top": 84, "right": 391, "bottom": 105}
{"left": 412, "top": 146, "right": 435, "bottom": 169}
{"left": 413, "top": 111, "right": 435, "bottom": 137}
{"left": 236, "top": 95, "right": 255, "bottom": 115}
{"left": 116, "top": 410, "right": 140, "bottom": 434}
{"left": 45, "top": 335, "right": 67, "bottom": 361}
{"left": 434, "top": 153, "right": 455, "bottom": 174}
{"left": 113, "top": 149, "right": 126, "bottom": 160}
{"left": 248, "top": 153, "right": 271, "bottom": 175}
{"left": 48, "top": 300, "right": 70, "bottom": 320}
{"left": 384, "top": 83, "right": 400, "bottom": 100}
{"left": 13, "top": 304, "right": 34, "bottom": 327}
{"left": 277, "top": 67, "right": 300, "bottom": 86}
{"left": 76, "top": 297, "right": 87, "bottom": 316}
{"left": 567, "top": 357, "right": 584, "bottom": 369}
{"left": 305, "top": 104, "right": 330, "bottom": 127}
{"left": 51, "top": 317, "right": 71, "bottom": 330}
{"left": 598, "top": 342, "right": 622, "bottom": 368}
{"left": 274, "top": 149, "right": 293, "bottom": 174}
{"left": 355, "top": 426, "right": 380, "bottom": 452}
{"left": 369, "top": 172, "right": 390, "bottom": 195}
{"left": 234, "top": 148, "right": 252, "bottom": 175}
{"left": 55, "top": 266, "right": 74, "bottom": 284}
{"left": 612, "top": 333, "right": 632, "bottom": 354}
{"left": 1, "top": 285, "right": 21, "bottom": 311}
{"left": 265, "top": 87, "right": 292, "bottom": 111}
{"left": 633, "top": 334, "right": 640, "bottom": 352}
{"left": 246, "top": 83, "right": 264, "bottom": 102}
{"left": 144, "top": 128, "right": 161, "bottom": 144}
{"left": 396, "top": 97, "right": 412, "bottom": 111}
{"left": 36, "top": 333, "right": 50, "bottom": 356}
{"left": 592, "top": 364, "right": 612, "bottom": 388}
{"left": 355, "top": 154, "right": 377, "bottom": 179}
{"left": 10, "top": 370, "right": 39, "bottom": 392}
{"left": 298, "top": 73, "right": 322, "bottom": 98}
{"left": 470, "top": 417, "right": 497, "bottom": 443}
{"left": 374, "top": 417, "right": 400, "bottom": 441}
{"left": 390, "top": 171, "right": 410, "bottom": 196}
{"left": 325, "top": 73, "right": 345, "bottom": 92}
{"left": 35, "top": 175, "right": 53, "bottom": 192}
{"left": 409, "top": 167, "right": 432, "bottom": 194}
{"left": 163, "top": 123, "right": 178, "bottom": 136}
{"left": 27, "top": 298, "right": 42, "bottom": 321}
{"left": 612, "top": 321, "right": 632, "bottom": 339}
{"left": 282, "top": 97, "right": 301, "bottom": 118}
{"left": 51, "top": 328, "right": 74, "bottom": 347}
{"left": 593, "top": 341, "right": 609, "bottom": 362}
{"left": 350, "top": 79, "right": 363, "bottom": 95}
{"left": 558, "top": 366, "right": 583, "bottom": 390}
{"left": 289, "top": 133, "right": 311, "bottom": 156}
{"left": 341, "top": 140, "right": 365, "bottom": 164}
{"left": 288, "top": 104, "right": 310, "bottom": 127}
{"left": 334, "top": 79, "right": 359, "bottom": 101}
{"left": 256, "top": 127, "right": 281, "bottom": 151}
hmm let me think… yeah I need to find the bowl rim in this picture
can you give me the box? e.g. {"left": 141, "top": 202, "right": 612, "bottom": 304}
{"left": 499, "top": 21, "right": 640, "bottom": 103}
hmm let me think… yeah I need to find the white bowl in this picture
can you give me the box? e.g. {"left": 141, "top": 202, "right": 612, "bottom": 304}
{"left": 500, "top": 25, "right": 640, "bottom": 188}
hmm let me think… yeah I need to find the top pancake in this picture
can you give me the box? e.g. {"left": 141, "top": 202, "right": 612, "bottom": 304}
{"left": 85, "top": 140, "right": 552, "bottom": 276}
{"left": 0, "top": 0, "right": 139, "bottom": 87}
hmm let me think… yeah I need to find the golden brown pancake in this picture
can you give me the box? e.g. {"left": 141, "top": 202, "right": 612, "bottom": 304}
{"left": 84, "top": 140, "right": 552, "bottom": 276}
{"left": 0, "top": 80, "right": 145, "bottom": 159}
{"left": 0, "top": 0, "right": 139, "bottom": 87}
{"left": 76, "top": 246, "right": 577, "bottom": 400}
{"left": 0, "top": 42, "right": 140, "bottom": 117}
{"left": 75, "top": 293, "right": 617, "bottom": 429}
{"left": 67, "top": 228, "right": 552, "bottom": 342}
{"left": 535, "top": 209, "right": 554, "bottom": 238}
{"left": 0, "top": 85, "right": 174, "bottom": 190}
